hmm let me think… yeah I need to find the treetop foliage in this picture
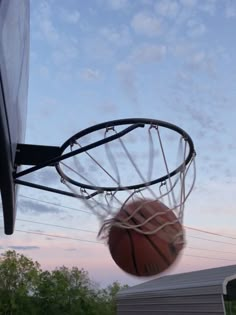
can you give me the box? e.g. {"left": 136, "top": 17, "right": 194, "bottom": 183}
{"left": 0, "top": 250, "right": 128, "bottom": 315}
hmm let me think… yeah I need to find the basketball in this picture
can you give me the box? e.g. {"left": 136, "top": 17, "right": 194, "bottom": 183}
{"left": 108, "top": 199, "right": 184, "bottom": 277}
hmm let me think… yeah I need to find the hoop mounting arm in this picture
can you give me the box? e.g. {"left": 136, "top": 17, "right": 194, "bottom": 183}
{"left": 13, "top": 122, "right": 145, "bottom": 198}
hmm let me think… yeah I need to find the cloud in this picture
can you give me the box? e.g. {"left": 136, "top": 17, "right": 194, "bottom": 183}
{"left": 32, "top": 1, "right": 79, "bottom": 73}
{"left": 186, "top": 51, "right": 216, "bottom": 75}
{"left": 225, "top": 2, "right": 236, "bottom": 18}
{"left": 83, "top": 37, "right": 115, "bottom": 63}
{"left": 116, "top": 63, "right": 138, "bottom": 103}
{"left": 155, "top": 0, "right": 180, "bottom": 18}
{"left": 45, "top": 237, "right": 55, "bottom": 241}
{"left": 36, "top": 1, "right": 59, "bottom": 43}
{"left": 8, "top": 246, "right": 40, "bottom": 251}
{"left": 187, "top": 19, "right": 206, "bottom": 37}
{"left": 64, "top": 248, "right": 77, "bottom": 251}
{"left": 199, "top": 0, "right": 218, "bottom": 15}
{"left": 99, "top": 26, "right": 132, "bottom": 47}
{"left": 39, "top": 19, "right": 59, "bottom": 43}
{"left": 81, "top": 68, "right": 100, "bottom": 80}
{"left": 179, "top": 0, "right": 197, "bottom": 7}
{"left": 21, "top": 168, "right": 60, "bottom": 187}
{"left": 96, "top": 102, "right": 118, "bottom": 114}
{"left": 60, "top": 9, "right": 80, "bottom": 24}
{"left": 39, "top": 65, "right": 50, "bottom": 79}
{"left": 130, "top": 44, "right": 167, "bottom": 64}
{"left": 106, "top": 0, "right": 129, "bottom": 10}
{"left": 51, "top": 44, "right": 78, "bottom": 66}
{"left": 131, "top": 12, "right": 162, "bottom": 37}
{"left": 19, "top": 199, "right": 63, "bottom": 215}
{"left": 183, "top": 98, "right": 219, "bottom": 132}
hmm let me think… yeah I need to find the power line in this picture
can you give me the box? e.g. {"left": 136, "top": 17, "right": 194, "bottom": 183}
{"left": 0, "top": 226, "right": 101, "bottom": 244}
{"left": 2, "top": 227, "right": 236, "bottom": 262}
{"left": 19, "top": 194, "right": 236, "bottom": 243}
{"left": 16, "top": 218, "right": 97, "bottom": 234}
{"left": 12, "top": 218, "right": 236, "bottom": 255}
{"left": 185, "top": 226, "right": 236, "bottom": 240}
{"left": 1, "top": 225, "right": 236, "bottom": 262}
{"left": 188, "top": 235, "right": 236, "bottom": 246}
{"left": 184, "top": 254, "right": 236, "bottom": 262}
{"left": 13, "top": 218, "right": 236, "bottom": 254}
{"left": 187, "top": 246, "right": 236, "bottom": 255}
{"left": 15, "top": 195, "right": 236, "bottom": 251}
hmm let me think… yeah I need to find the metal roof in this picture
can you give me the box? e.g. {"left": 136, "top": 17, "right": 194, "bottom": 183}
{"left": 117, "top": 264, "right": 236, "bottom": 298}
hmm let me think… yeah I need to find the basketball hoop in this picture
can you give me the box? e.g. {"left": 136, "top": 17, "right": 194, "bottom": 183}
{"left": 14, "top": 118, "right": 196, "bottom": 239}
{"left": 56, "top": 118, "right": 196, "bottom": 238}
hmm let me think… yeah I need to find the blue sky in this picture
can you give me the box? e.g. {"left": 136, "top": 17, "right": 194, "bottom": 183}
{"left": 1, "top": 0, "right": 236, "bottom": 287}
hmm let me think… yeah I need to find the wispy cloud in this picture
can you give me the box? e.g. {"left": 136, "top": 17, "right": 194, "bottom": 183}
{"left": 155, "top": 0, "right": 180, "bottom": 18}
{"left": 81, "top": 68, "right": 100, "bottom": 81}
{"left": 179, "top": 0, "right": 197, "bottom": 8}
{"left": 96, "top": 102, "right": 118, "bottom": 114}
{"left": 99, "top": 26, "right": 132, "bottom": 47}
{"left": 32, "top": 1, "right": 79, "bottom": 76}
{"left": 8, "top": 246, "right": 40, "bottom": 251}
{"left": 51, "top": 45, "right": 78, "bottom": 66}
{"left": 116, "top": 63, "right": 138, "bottom": 103}
{"left": 19, "top": 199, "right": 63, "bottom": 215}
{"left": 186, "top": 19, "right": 206, "bottom": 37}
{"left": 36, "top": 1, "right": 59, "bottom": 44}
{"left": 130, "top": 43, "right": 167, "bottom": 64}
{"left": 106, "top": 0, "right": 129, "bottom": 10}
{"left": 186, "top": 50, "right": 216, "bottom": 76}
{"left": 131, "top": 12, "right": 163, "bottom": 37}
{"left": 60, "top": 9, "right": 80, "bottom": 24}
{"left": 225, "top": 1, "right": 236, "bottom": 18}
{"left": 199, "top": 0, "right": 218, "bottom": 16}
{"left": 64, "top": 248, "right": 77, "bottom": 251}
{"left": 39, "top": 65, "right": 50, "bottom": 79}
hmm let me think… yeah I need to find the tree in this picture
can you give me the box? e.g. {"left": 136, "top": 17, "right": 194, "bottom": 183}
{"left": 0, "top": 250, "right": 41, "bottom": 314}
{"left": 36, "top": 266, "right": 97, "bottom": 315}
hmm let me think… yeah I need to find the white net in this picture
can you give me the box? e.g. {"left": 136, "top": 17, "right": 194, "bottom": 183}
{"left": 58, "top": 121, "right": 196, "bottom": 240}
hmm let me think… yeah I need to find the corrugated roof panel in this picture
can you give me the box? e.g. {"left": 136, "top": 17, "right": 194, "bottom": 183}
{"left": 118, "top": 264, "right": 236, "bottom": 297}
{"left": 118, "top": 294, "right": 222, "bottom": 305}
{"left": 116, "top": 265, "right": 236, "bottom": 314}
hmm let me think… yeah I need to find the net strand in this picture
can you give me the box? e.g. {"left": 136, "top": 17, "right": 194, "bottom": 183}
{"left": 75, "top": 140, "right": 120, "bottom": 185}
{"left": 155, "top": 126, "right": 176, "bottom": 207}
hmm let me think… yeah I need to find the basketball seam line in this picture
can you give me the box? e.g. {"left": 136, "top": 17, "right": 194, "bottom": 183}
{"left": 127, "top": 229, "right": 140, "bottom": 277}
{"left": 135, "top": 210, "right": 170, "bottom": 267}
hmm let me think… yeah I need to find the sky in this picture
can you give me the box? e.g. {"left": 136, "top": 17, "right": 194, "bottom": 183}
{"left": 1, "top": 0, "right": 236, "bottom": 288}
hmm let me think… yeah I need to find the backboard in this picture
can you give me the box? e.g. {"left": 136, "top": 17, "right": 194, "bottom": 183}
{"left": 0, "top": 0, "right": 30, "bottom": 234}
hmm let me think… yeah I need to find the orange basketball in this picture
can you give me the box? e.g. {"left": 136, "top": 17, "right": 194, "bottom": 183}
{"left": 108, "top": 199, "right": 184, "bottom": 277}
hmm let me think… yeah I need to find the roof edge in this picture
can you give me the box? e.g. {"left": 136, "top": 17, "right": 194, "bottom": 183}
{"left": 223, "top": 274, "right": 236, "bottom": 295}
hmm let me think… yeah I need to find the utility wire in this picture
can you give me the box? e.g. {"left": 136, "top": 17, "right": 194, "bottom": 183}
{"left": 16, "top": 195, "right": 236, "bottom": 253}
{"left": 13, "top": 218, "right": 236, "bottom": 254}
{"left": 184, "top": 254, "right": 236, "bottom": 262}
{"left": 1, "top": 226, "right": 235, "bottom": 262}
{"left": 0, "top": 226, "right": 101, "bottom": 244}
{"left": 15, "top": 218, "right": 97, "bottom": 234}
{"left": 186, "top": 246, "right": 236, "bottom": 255}
{"left": 20, "top": 195, "right": 236, "bottom": 242}
{"left": 188, "top": 235, "right": 236, "bottom": 246}
{"left": 185, "top": 226, "right": 236, "bottom": 240}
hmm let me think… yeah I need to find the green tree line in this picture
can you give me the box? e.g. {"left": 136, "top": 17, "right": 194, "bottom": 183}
{"left": 0, "top": 250, "right": 128, "bottom": 315}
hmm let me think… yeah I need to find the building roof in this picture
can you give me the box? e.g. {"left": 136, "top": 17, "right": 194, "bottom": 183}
{"left": 117, "top": 264, "right": 236, "bottom": 298}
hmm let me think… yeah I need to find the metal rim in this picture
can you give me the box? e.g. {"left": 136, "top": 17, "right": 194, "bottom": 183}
{"left": 55, "top": 118, "right": 195, "bottom": 192}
